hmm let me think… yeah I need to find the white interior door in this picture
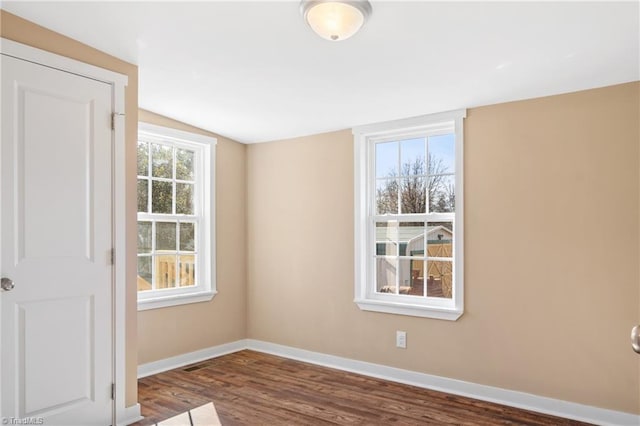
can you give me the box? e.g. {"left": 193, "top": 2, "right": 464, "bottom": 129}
{"left": 1, "top": 54, "right": 114, "bottom": 425}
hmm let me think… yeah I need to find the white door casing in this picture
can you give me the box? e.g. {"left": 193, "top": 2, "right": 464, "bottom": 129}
{"left": 1, "top": 39, "right": 129, "bottom": 425}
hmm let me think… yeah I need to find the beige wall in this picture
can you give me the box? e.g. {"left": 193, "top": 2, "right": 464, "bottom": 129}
{"left": 247, "top": 82, "right": 640, "bottom": 414}
{"left": 0, "top": 11, "right": 140, "bottom": 407}
{"left": 137, "top": 110, "right": 247, "bottom": 364}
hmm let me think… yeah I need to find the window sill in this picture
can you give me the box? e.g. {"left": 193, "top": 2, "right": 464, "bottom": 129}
{"left": 137, "top": 290, "right": 217, "bottom": 311}
{"left": 354, "top": 298, "right": 463, "bottom": 321}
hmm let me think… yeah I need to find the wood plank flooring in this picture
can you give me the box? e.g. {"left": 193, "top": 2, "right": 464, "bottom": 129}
{"left": 132, "top": 350, "right": 591, "bottom": 425}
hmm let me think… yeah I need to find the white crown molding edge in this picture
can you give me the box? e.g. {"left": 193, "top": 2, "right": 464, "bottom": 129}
{"left": 137, "top": 339, "right": 639, "bottom": 426}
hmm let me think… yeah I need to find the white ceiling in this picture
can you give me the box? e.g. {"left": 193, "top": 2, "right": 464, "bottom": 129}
{"left": 2, "top": 1, "right": 638, "bottom": 144}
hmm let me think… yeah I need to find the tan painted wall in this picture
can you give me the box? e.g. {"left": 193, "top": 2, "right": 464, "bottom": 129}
{"left": 247, "top": 82, "right": 640, "bottom": 414}
{"left": 137, "top": 110, "right": 247, "bottom": 364}
{"left": 0, "top": 11, "right": 140, "bottom": 406}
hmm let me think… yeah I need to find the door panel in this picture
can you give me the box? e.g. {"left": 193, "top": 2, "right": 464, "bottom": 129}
{"left": 20, "top": 297, "right": 93, "bottom": 416}
{"left": 19, "top": 85, "right": 96, "bottom": 261}
{"left": 1, "top": 54, "right": 113, "bottom": 425}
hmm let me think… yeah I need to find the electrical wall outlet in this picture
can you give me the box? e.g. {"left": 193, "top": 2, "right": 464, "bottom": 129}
{"left": 396, "top": 331, "right": 407, "bottom": 349}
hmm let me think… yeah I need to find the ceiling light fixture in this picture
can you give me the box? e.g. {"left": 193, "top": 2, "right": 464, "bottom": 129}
{"left": 300, "top": 0, "right": 372, "bottom": 41}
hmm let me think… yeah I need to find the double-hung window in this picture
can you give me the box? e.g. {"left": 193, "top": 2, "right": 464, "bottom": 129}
{"left": 353, "top": 110, "right": 465, "bottom": 320}
{"left": 136, "top": 123, "right": 216, "bottom": 310}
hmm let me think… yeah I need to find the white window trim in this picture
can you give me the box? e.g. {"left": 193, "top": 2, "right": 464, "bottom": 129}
{"left": 353, "top": 109, "right": 466, "bottom": 320}
{"left": 137, "top": 122, "right": 217, "bottom": 311}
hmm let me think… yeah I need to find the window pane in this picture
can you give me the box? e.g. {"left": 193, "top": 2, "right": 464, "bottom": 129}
{"left": 137, "top": 221, "right": 152, "bottom": 254}
{"left": 176, "top": 149, "right": 195, "bottom": 181}
{"left": 376, "top": 179, "right": 398, "bottom": 215}
{"left": 397, "top": 221, "right": 424, "bottom": 294}
{"left": 180, "top": 222, "right": 195, "bottom": 252}
{"left": 429, "top": 174, "right": 455, "bottom": 213}
{"left": 401, "top": 222, "right": 425, "bottom": 256}
{"left": 156, "top": 222, "right": 177, "bottom": 251}
{"left": 155, "top": 254, "right": 176, "bottom": 289}
{"left": 137, "top": 141, "right": 149, "bottom": 176}
{"left": 427, "top": 222, "right": 453, "bottom": 258}
{"left": 408, "top": 258, "right": 426, "bottom": 296}
{"left": 399, "top": 258, "right": 424, "bottom": 297}
{"left": 152, "top": 181, "right": 173, "bottom": 214}
{"left": 375, "top": 141, "right": 398, "bottom": 178}
{"left": 375, "top": 222, "right": 398, "bottom": 256}
{"left": 400, "top": 176, "right": 426, "bottom": 214}
{"left": 428, "top": 134, "right": 455, "bottom": 174}
{"left": 137, "top": 256, "right": 153, "bottom": 292}
{"left": 398, "top": 258, "right": 411, "bottom": 288}
{"left": 137, "top": 179, "right": 148, "bottom": 213}
{"left": 152, "top": 143, "right": 173, "bottom": 178}
{"left": 176, "top": 183, "right": 194, "bottom": 215}
{"left": 376, "top": 257, "right": 396, "bottom": 294}
{"left": 400, "top": 138, "right": 426, "bottom": 177}
{"left": 426, "top": 260, "right": 453, "bottom": 299}
{"left": 178, "top": 255, "right": 196, "bottom": 287}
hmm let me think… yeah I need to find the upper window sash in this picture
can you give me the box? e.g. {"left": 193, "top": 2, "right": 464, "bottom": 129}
{"left": 137, "top": 141, "right": 204, "bottom": 218}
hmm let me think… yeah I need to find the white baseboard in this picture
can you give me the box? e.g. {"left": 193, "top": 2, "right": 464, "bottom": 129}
{"left": 245, "top": 339, "right": 639, "bottom": 426}
{"left": 138, "top": 339, "right": 248, "bottom": 378}
{"left": 136, "top": 338, "right": 639, "bottom": 426}
{"left": 117, "top": 403, "right": 142, "bottom": 426}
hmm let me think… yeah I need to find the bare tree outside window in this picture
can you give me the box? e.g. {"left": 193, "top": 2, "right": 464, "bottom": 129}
{"left": 377, "top": 154, "right": 455, "bottom": 215}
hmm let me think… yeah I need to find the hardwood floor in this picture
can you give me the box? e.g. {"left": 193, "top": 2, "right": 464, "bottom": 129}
{"left": 133, "top": 350, "right": 591, "bottom": 425}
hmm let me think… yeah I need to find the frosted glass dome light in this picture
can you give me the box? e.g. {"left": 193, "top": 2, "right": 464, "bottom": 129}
{"left": 300, "top": 0, "right": 372, "bottom": 41}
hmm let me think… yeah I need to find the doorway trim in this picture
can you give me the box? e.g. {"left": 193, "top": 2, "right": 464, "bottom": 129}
{"left": 0, "top": 38, "right": 135, "bottom": 425}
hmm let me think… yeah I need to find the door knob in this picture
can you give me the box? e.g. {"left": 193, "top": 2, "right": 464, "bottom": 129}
{"left": 1, "top": 277, "right": 15, "bottom": 291}
{"left": 632, "top": 325, "right": 640, "bottom": 354}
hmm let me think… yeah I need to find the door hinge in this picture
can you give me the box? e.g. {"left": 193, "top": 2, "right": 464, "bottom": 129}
{"left": 110, "top": 248, "right": 115, "bottom": 265}
{"left": 111, "top": 112, "right": 124, "bottom": 130}
{"left": 111, "top": 383, "right": 115, "bottom": 400}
